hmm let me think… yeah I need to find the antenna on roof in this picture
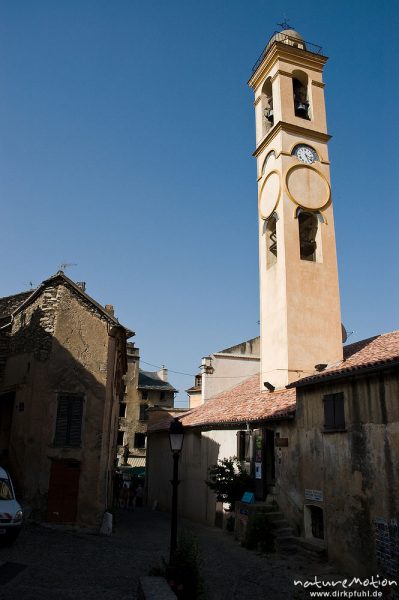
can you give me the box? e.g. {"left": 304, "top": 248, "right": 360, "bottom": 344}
{"left": 24, "top": 281, "right": 34, "bottom": 290}
{"left": 59, "top": 262, "right": 78, "bottom": 273}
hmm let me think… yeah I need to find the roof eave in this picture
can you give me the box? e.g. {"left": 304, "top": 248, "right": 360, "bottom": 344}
{"left": 289, "top": 358, "right": 399, "bottom": 388}
{"left": 183, "top": 411, "right": 295, "bottom": 431}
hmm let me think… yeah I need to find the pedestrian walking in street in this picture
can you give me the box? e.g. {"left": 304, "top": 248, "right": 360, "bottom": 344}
{"left": 120, "top": 483, "right": 129, "bottom": 509}
{"left": 135, "top": 484, "right": 144, "bottom": 507}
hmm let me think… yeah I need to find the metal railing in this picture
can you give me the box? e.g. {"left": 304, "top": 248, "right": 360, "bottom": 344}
{"left": 251, "top": 31, "right": 323, "bottom": 74}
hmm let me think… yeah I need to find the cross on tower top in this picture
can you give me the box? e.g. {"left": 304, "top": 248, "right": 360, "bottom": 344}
{"left": 277, "top": 18, "right": 293, "bottom": 30}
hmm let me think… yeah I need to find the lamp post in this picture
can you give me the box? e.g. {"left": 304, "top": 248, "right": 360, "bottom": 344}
{"left": 168, "top": 417, "right": 184, "bottom": 562}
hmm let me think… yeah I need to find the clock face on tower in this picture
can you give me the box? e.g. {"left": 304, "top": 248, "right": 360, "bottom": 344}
{"left": 292, "top": 144, "right": 319, "bottom": 165}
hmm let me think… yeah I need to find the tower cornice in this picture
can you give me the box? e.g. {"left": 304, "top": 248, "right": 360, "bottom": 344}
{"left": 253, "top": 121, "right": 331, "bottom": 158}
{"left": 248, "top": 42, "right": 328, "bottom": 90}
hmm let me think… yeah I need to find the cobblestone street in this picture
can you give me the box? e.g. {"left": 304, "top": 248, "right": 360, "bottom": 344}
{"left": 0, "top": 508, "right": 341, "bottom": 600}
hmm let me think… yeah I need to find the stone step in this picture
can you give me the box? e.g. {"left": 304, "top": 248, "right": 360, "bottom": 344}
{"left": 292, "top": 536, "right": 327, "bottom": 557}
{"left": 270, "top": 518, "right": 291, "bottom": 529}
{"left": 273, "top": 527, "right": 295, "bottom": 538}
{"left": 259, "top": 511, "right": 285, "bottom": 521}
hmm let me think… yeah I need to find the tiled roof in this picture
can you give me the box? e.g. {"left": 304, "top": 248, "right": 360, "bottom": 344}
{"left": 0, "top": 290, "right": 34, "bottom": 318}
{"left": 291, "top": 330, "right": 399, "bottom": 387}
{"left": 180, "top": 374, "right": 296, "bottom": 429}
{"left": 139, "top": 370, "right": 177, "bottom": 392}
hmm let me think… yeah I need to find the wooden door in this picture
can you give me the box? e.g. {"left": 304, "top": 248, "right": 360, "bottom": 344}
{"left": 47, "top": 459, "right": 80, "bottom": 523}
{"left": 0, "top": 392, "right": 15, "bottom": 459}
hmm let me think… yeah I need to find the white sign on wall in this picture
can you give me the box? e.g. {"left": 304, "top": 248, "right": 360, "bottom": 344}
{"left": 305, "top": 489, "right": 324, "bottom": 502}
{"left": 255, "top": 462, "right": 262, "bottom": 480}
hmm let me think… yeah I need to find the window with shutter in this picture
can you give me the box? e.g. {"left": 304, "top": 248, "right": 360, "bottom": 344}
{"left": 54, "top": 395, "right": 84, "bottom": 447}
{"left": 237, "top": 430, "right": 252, "bottom": 461}
{"left": 323, "top": 393, "right": 345, "bottom": 430}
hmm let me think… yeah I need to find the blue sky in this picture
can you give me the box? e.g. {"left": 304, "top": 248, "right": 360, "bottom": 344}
{"left": 0, "top": 0, "right": 398, "bottom": 405}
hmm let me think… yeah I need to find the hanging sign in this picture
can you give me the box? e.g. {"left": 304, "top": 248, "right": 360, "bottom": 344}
{"left": 305, "top": 489, "right": 323, "bottom": 502}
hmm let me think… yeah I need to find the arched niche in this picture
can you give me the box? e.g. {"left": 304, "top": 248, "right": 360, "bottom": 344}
{"left": 264, "top": 212, "right": 278, "bottom": 267}
{"left": 297, "top": 210, "right": 323, "bottom": 262}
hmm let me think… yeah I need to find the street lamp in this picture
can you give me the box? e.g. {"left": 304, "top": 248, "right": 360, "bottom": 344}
{"left": 169, "top": 417, "right": 184, "bottom": 562}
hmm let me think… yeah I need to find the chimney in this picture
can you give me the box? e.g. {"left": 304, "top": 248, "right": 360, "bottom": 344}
{"left": 105, "top": 304, "right": 115, "bottom": 317}
{"left": 157, "top": 366, "right": 168, "bottom": 382}
{"left": 76, "top": 282, "right": 86, "bottom": 292}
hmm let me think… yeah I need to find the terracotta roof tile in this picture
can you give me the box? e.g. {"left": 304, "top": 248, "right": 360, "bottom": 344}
{"left": 180, "top": 374, "right": 296, "bottom": 429}
{"left": 291, "top": 330, "right": 399, "bottom": 387}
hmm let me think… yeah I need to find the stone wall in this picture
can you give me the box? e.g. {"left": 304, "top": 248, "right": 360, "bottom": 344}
{"left": 2, "top": 280, "right": 125, "bottom": 526}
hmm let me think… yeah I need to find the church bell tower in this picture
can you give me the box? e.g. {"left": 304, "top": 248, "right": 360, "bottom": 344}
{"left": 248, "top": 29, "right": 343, "bottom": 389}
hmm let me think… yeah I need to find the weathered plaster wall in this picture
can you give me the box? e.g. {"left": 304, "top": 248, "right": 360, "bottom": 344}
{"left": 272, "top": 370, "right": 399, "bottom": 575}
{"left": 202, "top": 355, "right": 260, "bottom": 403}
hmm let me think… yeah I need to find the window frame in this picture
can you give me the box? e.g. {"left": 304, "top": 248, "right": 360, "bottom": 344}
{"left": 134, "top": 432, "right": 146, "bottom": 449}
{"left": 139, "top": 403, "right": 149, "bottom": 421}
{"left": 237, "top": 430, "right": 252, "bottom": 462}
{"left": 53, "top": 394, "right": 84, "bottom": 448}
{"left": 323, "top": 392, "right": 346, "bottom": 432}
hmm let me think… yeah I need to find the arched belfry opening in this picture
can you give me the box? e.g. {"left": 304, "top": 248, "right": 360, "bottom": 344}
{"left": 292, "top": 71, "right": 310, "bottom": 120}
{"left": 262, "top": 77, "right": 274, "bottom": 135}
{"left": 298, "top": 211, "right": 320, "bottom": 262}
{"left": 265, "top": 213, "right": 278, "bottom": 267}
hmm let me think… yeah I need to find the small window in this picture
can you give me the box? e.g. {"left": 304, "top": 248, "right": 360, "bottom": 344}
{"left": 237, "top": 431, "right": 251, "bottom": 462}
{"left": 119, "top": 403, "right": 127, "bottom": 418}
{"left": 323, "top": 393, "right": 345, "bottom": 430}
{"left": 139, "top": 404, "right": 149, "bottom": 421}
{"left": 54, "top": 395, "right": 84, "bottom": 448}
{"left": 160, "top": 392, "right": 165, "bottom": 401}
{"left": 142, "top": 391, "right": 148, "bottom": 401}
{"left": 134, "top": 432, "right": 146, "bottom": 449}
{"left": 117, "top": 430, "right": 124, "bottom": 446}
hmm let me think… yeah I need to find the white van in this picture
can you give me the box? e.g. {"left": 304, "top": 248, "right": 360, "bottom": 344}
{"left": 0, "top": 466, "right": 23, "bottom": 544}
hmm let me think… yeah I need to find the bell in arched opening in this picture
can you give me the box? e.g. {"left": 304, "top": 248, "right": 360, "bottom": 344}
{"left": 298, "top": 212, "right": 318, "bottom": 261}
{"left": 293, "top": 75, "right": 309, "bottom": 119}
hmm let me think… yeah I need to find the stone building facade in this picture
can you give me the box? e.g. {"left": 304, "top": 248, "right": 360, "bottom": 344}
{"left": 119, "top": 361, "right": 177, "bottom": 470}
{"left": 0, "top": 271, "right": 131, "bottom": 527}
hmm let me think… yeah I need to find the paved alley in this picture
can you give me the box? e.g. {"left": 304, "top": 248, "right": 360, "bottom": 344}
{"left": 0, "top": 508, "right": 341, "bottom": 600}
